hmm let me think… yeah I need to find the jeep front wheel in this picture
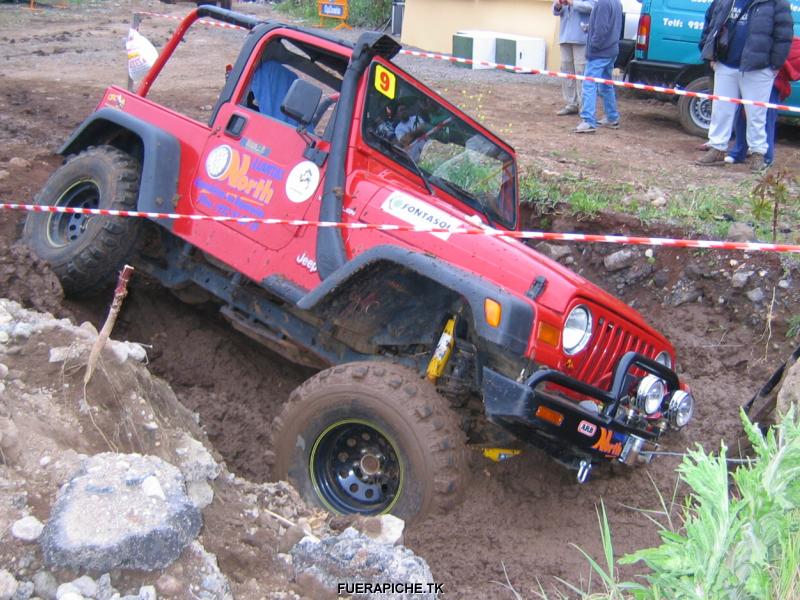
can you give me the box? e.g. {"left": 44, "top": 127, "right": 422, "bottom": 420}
{"left": 677, "top": 76, "right": 712, "bottom": 138}
{"left": 271, "top": 362, "right": 469, "bottom": 523}
{"left": 23, "top": 145, "right": 142, "bottom": 297}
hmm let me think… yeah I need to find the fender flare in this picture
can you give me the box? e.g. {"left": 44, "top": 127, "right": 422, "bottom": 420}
{"left": 297, "top": 245, "right": 534, "bottom": 356}
{"left": 60, "top": 108, "right": 181, "bottom": 229}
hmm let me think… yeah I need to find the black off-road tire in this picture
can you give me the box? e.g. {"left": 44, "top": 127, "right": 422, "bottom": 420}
{"left": 271, "top": 362, "right": 469, "bottom": 523}
{"left": 678, "top": 76, "right": 712, "bottom": 138}
{"left": 23, "top": 145, "right": 142, "bottom": 297}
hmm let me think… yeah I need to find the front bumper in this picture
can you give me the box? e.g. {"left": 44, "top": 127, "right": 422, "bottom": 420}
{"left": 482, "top": 352, "right": 685, "bottom": 468}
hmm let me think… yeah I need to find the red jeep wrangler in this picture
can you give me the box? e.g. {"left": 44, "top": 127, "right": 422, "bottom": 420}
{"left": 24, "top": 7, "right": 695, "bottom": 522}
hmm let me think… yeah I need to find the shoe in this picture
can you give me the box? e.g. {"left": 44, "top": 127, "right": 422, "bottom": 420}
{"left": 695, "top": 148, "right": 726, "bottom": 166}
{"left": 750, "top": 153, "right": 769, "bottom": 173}
{"left": 598, "top": 118, "right": 620, "bottom": 129}
{"left": 573, "top": 121, "right": 596, "bottom": 133}
{"left": 557, "top": 106, "right": 579, "bottom": 116}
{"left": 724, "top": 155, "right": 735, "bottom": 164}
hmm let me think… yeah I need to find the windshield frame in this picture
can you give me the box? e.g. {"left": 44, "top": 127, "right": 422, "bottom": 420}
{"left": 359, "top": 58, "right": 519, "bottom": 230}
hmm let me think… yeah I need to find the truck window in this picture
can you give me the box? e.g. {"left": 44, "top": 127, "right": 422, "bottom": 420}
{"left": 362, "top": 62, "right": 517, "bottom": 229}
{"left": 238, "top": 37, "right": 346, "bottom": 137}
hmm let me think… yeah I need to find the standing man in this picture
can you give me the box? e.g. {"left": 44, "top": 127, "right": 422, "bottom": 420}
{"left": 573, "top": 0, "right": 622, "bottom": 133}
{"left": 553, "top": 0, "right": 597, "bottom": 116}
{"left": 695, "top": 0, "right": 793, "bottom": 170}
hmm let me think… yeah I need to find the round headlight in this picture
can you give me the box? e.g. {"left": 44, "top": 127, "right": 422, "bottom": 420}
{"left": 563, "top": 305, "right": 592, "bottom": 356}
{"left": 636, "top": 374, "right": 666, "bottom": 415}
{"left": 655, "top": 351, "right": 673, "bottom": 369}
{"left": 668, "top": 390, "right": 694, "bottom": 429}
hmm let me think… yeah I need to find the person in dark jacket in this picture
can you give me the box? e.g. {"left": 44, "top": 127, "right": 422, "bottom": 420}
{"left": 573, "top": 0, "right": 623, "bottom": 133}
{"left": 695, "top": 0, "right": 793, "bottom": 170}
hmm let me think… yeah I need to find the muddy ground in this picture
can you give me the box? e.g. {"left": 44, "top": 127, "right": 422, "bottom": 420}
{"left": 1, "top": 1, "right": 799, "bottom": 598}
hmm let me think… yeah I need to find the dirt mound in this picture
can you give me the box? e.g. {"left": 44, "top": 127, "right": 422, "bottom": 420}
{"left": 0, "top": 299, "right": 316, "bottom": 598}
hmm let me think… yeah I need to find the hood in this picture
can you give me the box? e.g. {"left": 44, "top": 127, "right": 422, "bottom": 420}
{"left": 358, "top": 184, "right": 663, "bottom": 338}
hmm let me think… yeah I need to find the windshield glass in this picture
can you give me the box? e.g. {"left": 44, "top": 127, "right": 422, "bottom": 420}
{"left": 362, "top": 62, "right": 517, "bottom": 229}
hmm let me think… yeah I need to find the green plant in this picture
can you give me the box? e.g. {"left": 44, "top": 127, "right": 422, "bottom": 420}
{"left": 622, "top": 408, "right": 800, "bottom": 599}
{"left": 539, "top": 409, "right": 800, "bottom": 600}
{"left": 787, "top": 315, "right": 800, "bottom": 339}
{"left": 751, "top": 168, "right": 799, "bottom": 242}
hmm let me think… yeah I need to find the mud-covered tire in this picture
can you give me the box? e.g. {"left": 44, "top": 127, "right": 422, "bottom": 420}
{"left": 271, "top": 362, "right": 469, "bottom": 523}
{"left": 23, "top": 145, "right": 142, "bottom": 297}
{"left": 677, "top": 76, "right": 712, "bottom": 138}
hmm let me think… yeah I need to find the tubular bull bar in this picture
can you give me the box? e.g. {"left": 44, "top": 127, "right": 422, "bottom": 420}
{"left": 482, "top": 352, "right": 684, "bottom": 470}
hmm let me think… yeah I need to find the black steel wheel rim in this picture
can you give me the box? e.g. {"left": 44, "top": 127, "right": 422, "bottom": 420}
{"left": 46, "top": 179, "right": 100, "bottom": 248}
{"left": 310, "top": 419, "right": 403, "bottom": 515}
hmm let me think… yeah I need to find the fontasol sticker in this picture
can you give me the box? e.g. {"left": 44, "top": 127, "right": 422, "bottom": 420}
{"left": 380, "top": 191, "right": 462, "bottom": 241}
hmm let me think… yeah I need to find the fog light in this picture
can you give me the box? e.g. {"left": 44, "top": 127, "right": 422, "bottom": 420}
{"left": 668, "top": 390, "right": 694, "bottom": 429}
{"left": 636, "top": 374, "right": 666, "bottom": 415}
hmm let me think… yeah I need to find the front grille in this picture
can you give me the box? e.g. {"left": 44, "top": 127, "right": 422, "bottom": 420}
{"left": 574, "top": 308, "right": 655, "bottom": 390}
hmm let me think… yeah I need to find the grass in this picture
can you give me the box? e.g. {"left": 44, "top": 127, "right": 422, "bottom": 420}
{"left": 528, "top": 408, "right": 800, "bottom": 600}
{"left": 519, "top": 167, "right": 800, "bottom": 244}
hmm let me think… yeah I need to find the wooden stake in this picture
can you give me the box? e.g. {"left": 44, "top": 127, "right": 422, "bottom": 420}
{"left": 84, "top": 265, "right": 134, "bottom": 385}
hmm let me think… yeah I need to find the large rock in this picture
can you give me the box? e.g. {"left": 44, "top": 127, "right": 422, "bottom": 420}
{"left": 291, "top": 527, "right": 436, "bottom": 599}
{"left": 40, "top": 453, "right": 202, "bottom": 572}
{"left": 777, "top": 357, "right": 800, "bottom": 417}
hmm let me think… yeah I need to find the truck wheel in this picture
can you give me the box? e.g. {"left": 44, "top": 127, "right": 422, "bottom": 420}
{"left": 23, "top": 145, "right": 142, "bottom": 297}
{"left": 678, "top": 76, "right": 712, "bottom": 138}
{"left": 272, "top": 362, "right": 469, "bottom": 523}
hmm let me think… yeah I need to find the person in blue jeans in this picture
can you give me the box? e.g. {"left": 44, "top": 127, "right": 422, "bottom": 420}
{"left": 574, "top": 0, "right": 623, "bottom": 132}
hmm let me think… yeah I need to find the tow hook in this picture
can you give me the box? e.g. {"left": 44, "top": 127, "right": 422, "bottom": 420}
{"left": 577, "top": 460, "right": 592, "bottom": 483}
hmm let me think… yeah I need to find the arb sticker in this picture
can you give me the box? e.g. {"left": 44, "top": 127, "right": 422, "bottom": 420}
{"left": 374, "top": 64, "right": 396, "bottom": 100}
{"left": 285, "top": 161, "right": 321, "bottom": 203}
{"left": 577, "top": 420, "right": 597, "bottom": 437}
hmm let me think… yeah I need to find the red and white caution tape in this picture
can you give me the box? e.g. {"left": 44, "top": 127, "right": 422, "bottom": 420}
{"left": 398, "top": 49, "right": 800, "bottom": 114}
{"left": 134, "top": 10, "right": 800, "bottom": 114}
{"left": 136, "top": 10, "right": 248, "bottom": 31}
{"left": 3, "top": 202, "right": 798, "bottom": 253}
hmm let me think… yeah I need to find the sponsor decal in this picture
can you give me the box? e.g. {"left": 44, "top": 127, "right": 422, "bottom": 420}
{"left": 204, "top": 145, "right": 275, "bottom": 205}
{"left": 591, "top": 427, "right": 624, "bottom": 458}
{"left": 296, "top": 252, "right": 318, "bottom": 273}
{"left": 241, "top": 137, "right": 272, "bottom": 158}
{"left": 577, "top": 420, "right": 597, "bottom": 437}
{"left": 380, "top": 191, "right": 461, "bottom": 240}
{"left": 105, "top": 93, "right": 126, "bottom": 111}
{"left": 285, "top": 160, "right": 321, "bottom": 203}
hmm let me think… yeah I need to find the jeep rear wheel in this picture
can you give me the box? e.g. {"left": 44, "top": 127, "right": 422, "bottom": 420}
{"left": 271, "top": 362, "right": 469, "bottom": 523}
{"left": 678, "top": 76, "right": 712, "bottom": 138}
{"left": 23, "top": 145, "right": 142, "bottom": 297}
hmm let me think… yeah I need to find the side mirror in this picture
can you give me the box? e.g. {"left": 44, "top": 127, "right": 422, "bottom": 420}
{"left": 281, "top": 79, "right": 323, "bottom": 127}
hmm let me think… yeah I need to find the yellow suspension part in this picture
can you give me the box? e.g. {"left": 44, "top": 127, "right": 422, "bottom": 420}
{"left": 482, "top": 448, "right": 523, "bottom": 462}
{"left": 426, "top": 316, "right": 456, "bottom": 382}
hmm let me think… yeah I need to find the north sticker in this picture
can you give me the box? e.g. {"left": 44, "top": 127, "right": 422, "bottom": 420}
{"left": 285, "top": 161, "right": 320, "bottom": 203}
{"left": 577, "top": 420, "right": 597, "bottom": 437}
{"left": 381, "top": 191, "right": 462, "bottom": 240}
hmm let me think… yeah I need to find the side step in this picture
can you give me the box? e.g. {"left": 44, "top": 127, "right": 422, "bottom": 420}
{"left": 220, "top": 305, "right": 328, "bottom": 370}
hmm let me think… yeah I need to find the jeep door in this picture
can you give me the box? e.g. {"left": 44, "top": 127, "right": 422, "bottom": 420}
{"left": 193, "top": 32, "right": 347, "bottom": 253}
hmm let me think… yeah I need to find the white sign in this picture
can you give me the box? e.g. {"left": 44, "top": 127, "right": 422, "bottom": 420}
{"left": 285, "top": 160, "right": 321, "bottom": 203}
{"left": 380, "top": 191, "right": 462, "bottom": 241}
{"left": 206, "top": 145, "right": 233, "bottom": 180}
